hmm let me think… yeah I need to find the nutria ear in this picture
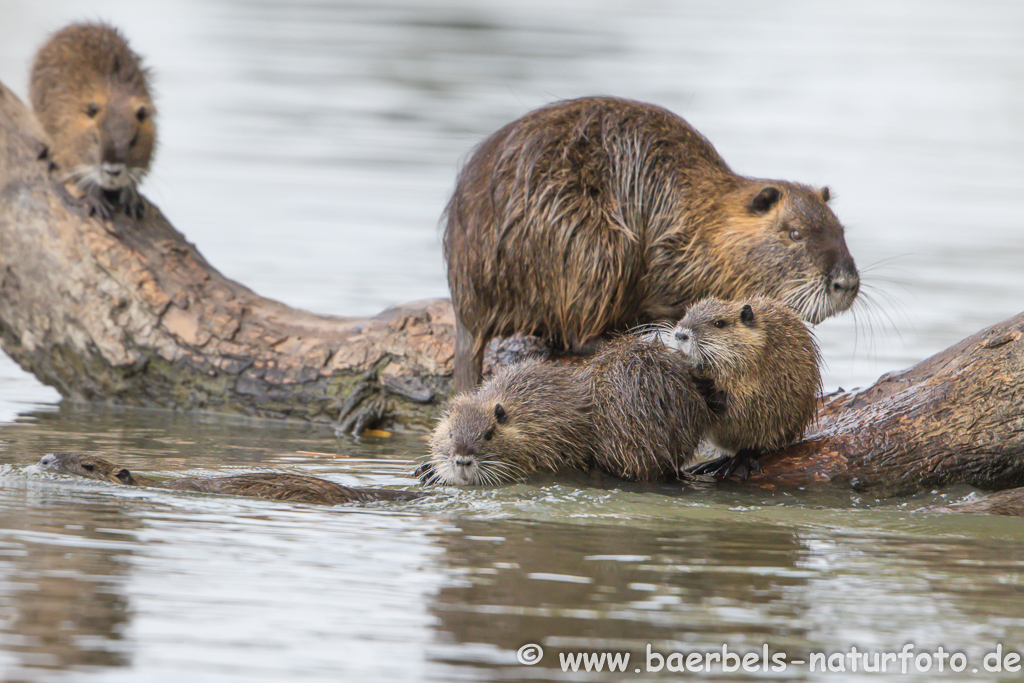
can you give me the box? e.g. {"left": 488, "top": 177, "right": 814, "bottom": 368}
{"left": 494, "top": 403, "right": 507, "bottom": 424}
{"left": 820, "top": 186, "right": 831, "bottom": 202}
{"left": 749, "top": 186, "right": 781, "bottom": 214}
{"left": 83, "top": 462, "right": 95, "bottom": 471}
{"left": 740, "top": 304, "right": 755, "bottom": 325}
{"left": 115, "top": 468, "right": 132, "bottom": 484}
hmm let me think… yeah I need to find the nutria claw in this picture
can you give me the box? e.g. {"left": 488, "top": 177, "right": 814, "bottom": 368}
{"left": 686, "top": 449, "right": 763, "bottom": 481}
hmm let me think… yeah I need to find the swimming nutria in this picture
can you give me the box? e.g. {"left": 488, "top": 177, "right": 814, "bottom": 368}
{"left": 417, "top": 359, "right": 594, "bottom": 485}
{"left": 30, "top": 22, "right": 156, "bottom": 219}
{"left": 444, "top": 96, "right": 858, "bottom": 391}
{"left": 38, "top": 452, "right": 421, "bottom": 505}
{"left": 665, "top": 295, "right": 821, "bottom": 479}
{"left": 579, "top": 335, "right": 713, "bottom": 480}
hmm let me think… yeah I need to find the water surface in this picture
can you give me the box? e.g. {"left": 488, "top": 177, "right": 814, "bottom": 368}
{"left": 1, "top": 1, "right": 1024, "bottom": 680}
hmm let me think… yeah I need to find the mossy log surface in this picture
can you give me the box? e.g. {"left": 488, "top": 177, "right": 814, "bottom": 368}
{"left": 2, "top": 78, "right": 1023, "bottom": 496}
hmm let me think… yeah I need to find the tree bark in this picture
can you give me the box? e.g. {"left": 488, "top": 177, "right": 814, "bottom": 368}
{"left": 0, "top": 80, "right": 454, "bottom": 433}
{"left": 2, "top": 78, "right": 1023, "bottom": 496}
{"left": 755, "top": 312, "right": 1024, "bottom": 495}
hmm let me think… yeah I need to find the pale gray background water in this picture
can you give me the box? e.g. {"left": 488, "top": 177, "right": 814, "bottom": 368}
{"left": 1, "top": 1, "right": 1023, "bottom": 681}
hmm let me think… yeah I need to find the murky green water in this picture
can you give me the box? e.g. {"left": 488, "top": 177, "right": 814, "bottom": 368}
{"left": 2, "top": 0, "right": 1024, "bottom": 680}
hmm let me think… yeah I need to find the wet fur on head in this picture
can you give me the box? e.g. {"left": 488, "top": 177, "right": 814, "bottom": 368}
{"left": 425, "top": 360, "right": 594, "bottom": 485}
{"left": 444, "top": 96, "right": 858, "bottom": 390}
{"left": 39, "top": 452, "right": 137, "bottom": 485}
{"left": 30, "top": 22, "right": 156, "bottom": 217}
{"left": 667, "top": 295, "right": 821, "bottom": 453}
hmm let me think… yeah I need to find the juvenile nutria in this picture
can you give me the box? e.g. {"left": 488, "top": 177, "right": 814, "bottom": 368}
{"left": 418, "top": 359, "right": 594, "bottom": 486}
{"left": 30, "top": 22, "right": 156, "bottom": 219}
{"left": 445, "top": 96, "right": 858, "bottom": 391}
{"left": 665, "top": 295, "right": 822, "bottom": 479}
{"left": 419, "top": 336, "right": 714, "bottom": 486}
{"left": 38, "top": 452, "right": 421, "bottom": 505}
{"left": 579, "top": 335, "right": 713, "bottom": 481}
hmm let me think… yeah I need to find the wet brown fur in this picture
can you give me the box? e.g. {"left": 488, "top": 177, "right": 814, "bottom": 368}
{"left": 38, "top": 452, "right": 420, "bottom": 505}
{"left": 30, "top": 22, "right": 156, "bottom": 219}
{"left": 422, "top": 336, "right": 714, "bottom": 485}
{"left": 669, "top": 296, "right": 821, "bottom": 454}
{"left": 580, "top": 336, "right": 714, "bottom": 480}
{"left": 422, "top": 359, "right": 594, "bottom": 485}
{"left": 444, "top": 96, "right": 858, "bottom": 391}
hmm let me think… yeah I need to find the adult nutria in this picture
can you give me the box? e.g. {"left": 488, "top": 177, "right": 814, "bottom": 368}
{"left": 417, "top": 359, "right": 594, "bottom": 486}
{"left": 579, "top": 335, "right": 713, "bottom": 481}
{"left": 665, "top": 295, "right": 821, "bottom": 479}
{"left": 30, "top": 22, "right": 156, "bottom": 219}
{"left": 38, "top": 452, "right": 421, "bottom": 505}
{"left": 444, "top": 96, "right": 858, "bottom": 391}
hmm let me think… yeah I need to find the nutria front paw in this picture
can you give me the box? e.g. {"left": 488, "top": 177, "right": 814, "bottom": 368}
{"left": 686, "top": 449, "right": 763, "bottom": 481}
{"left": 413, "top": 461, "right": 435, "bottom": 483}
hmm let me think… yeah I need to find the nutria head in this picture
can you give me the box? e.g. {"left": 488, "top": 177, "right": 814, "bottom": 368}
{"left": 654, "top": 180, "right": 858, "bottom": 327}
{"left": 423, "top": 360, "right": 592, "bottom": 485}
{"left": 667, "top": 295, "right": 821, "bottom": 452}
{"left": 38, "top": 452, "right": 138, "bottom": 485}
{"left": 30, "top": 22, "right": 156, "bottom": 212}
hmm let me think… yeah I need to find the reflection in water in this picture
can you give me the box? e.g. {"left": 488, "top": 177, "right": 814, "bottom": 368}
{"left": 0, "top": 489, "right": 136, "bottom": 676}
{"left": 425, "top": 516, "right": 1024, "bottom": 679}
{"left": 0, "top": 0, "right": 1023, "bottom": 681}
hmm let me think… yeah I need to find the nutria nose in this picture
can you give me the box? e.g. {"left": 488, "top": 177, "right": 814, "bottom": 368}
{"left": 674, "top": 329, "right": 690, "bottom": 342}
{"left": 454, "top": 456, "right": 474, "bottom": 468}
{"left": 830, "top": 272, "right": 860, "bottom": 296}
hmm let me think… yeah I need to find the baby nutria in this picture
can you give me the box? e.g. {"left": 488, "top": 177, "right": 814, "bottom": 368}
{"left": 418, "top": 359, "right": 594, "bottom": 486}
{"left": 30, "top": 22, "right": 156, "bottom": 219}
{"left": 38, "top": 452, "right": 421, "bottom": 505}
{"left": 419, "top": 335, "right": 714, "bottom": 486}
{"left": 445, "top": 96, "right": 859, "bottom": 391}
{"left": 578, "top": 335, "right": 713, "bottom": 481}
{"left": 665, "top": 295, "right": 822, "bottom": 479}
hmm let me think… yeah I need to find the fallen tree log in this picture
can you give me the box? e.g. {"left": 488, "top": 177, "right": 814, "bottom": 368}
{"left": 0, "top": 80, "right": 454, "bottom": 432}
{"left": 755, "top": 313, "right": 1024, "bottom": 495}
{"left": 2, "top": 78, "right": 1022, "bottom": 496}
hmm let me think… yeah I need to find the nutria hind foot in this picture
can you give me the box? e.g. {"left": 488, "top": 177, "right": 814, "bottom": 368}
{"left": 686, "top": 449, "right": 763, "bottom": 481}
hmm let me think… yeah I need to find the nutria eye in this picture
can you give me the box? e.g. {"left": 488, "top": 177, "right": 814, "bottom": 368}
{"left": 136, "top": 107, "right": 148, "bottom": 122}
{"left": 714, "top": 319, "right": 726, "bottom": 329}
{"left": 83, "top": 463, "right": 94, "bottom": 471}
{"left": 85, "top": 103, "right": 100, "bottom": 118}
{"left": 484, "top": 428, "right": 495, "bottom": 441}
{"left": 789, "top": 229, "right": 803, "bottom": 242}
{"left": 494, "top": 403, "right": 507, "bottom": 424}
